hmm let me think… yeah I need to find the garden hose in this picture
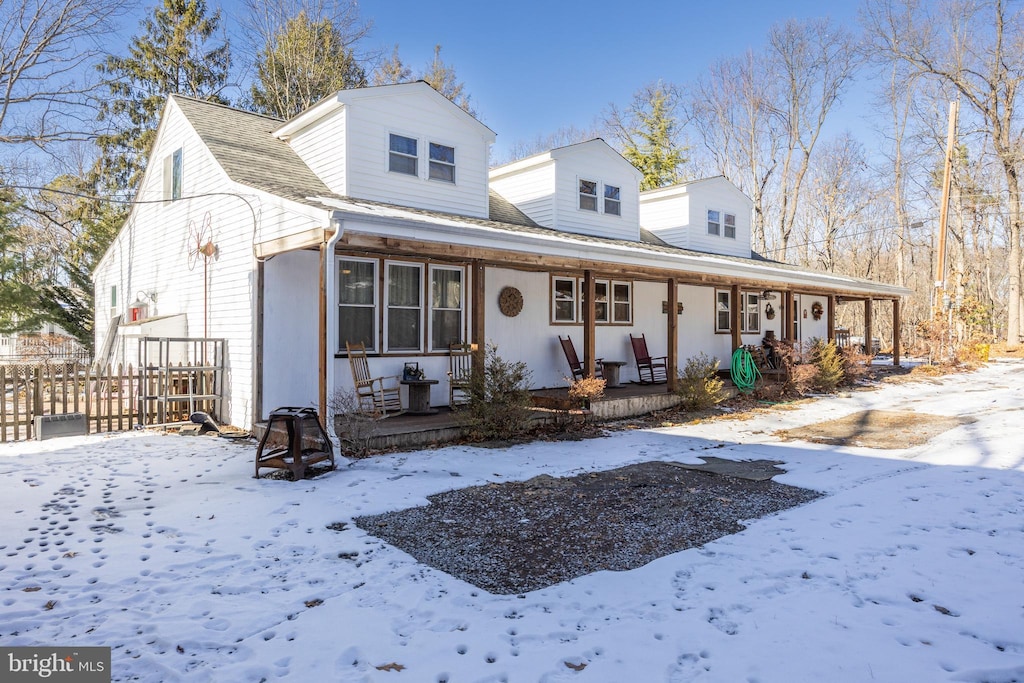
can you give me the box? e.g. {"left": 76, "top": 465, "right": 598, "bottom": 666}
{"left": 730, "top": 347, "right": 761, "bottom": 394}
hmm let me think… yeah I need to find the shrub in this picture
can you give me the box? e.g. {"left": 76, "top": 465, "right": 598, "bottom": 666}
{"left": 328, "top": 390, "right": 379, "bottom": 458}
{"left": 462, "top": 343, "right": 534, "bottom": 441}
{"left": 839, "top": 345, "right": 872, "bottom": 386}
{"left": 809, "top": 338, "right": 844, "bottom": 392}
{"left": 567, "top": 376, "right": 606, "bottom": 408}
{"left": 676, "top": 352, "right": 728, "bottom": 410}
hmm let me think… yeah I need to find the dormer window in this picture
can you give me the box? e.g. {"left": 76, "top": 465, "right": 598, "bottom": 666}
{"left": 604, "top": 185, "right": 621, "bottom": 216}
{"left": 724, "top": 212, "right": 737, "bottom": 238}
{"left": 429, "top": 143, "right": 456, "bottom": 183}
{"left": 389, "top": 134, "right": 418, "bottom": 176}
{"left": 579, "top": 179, "right": 598, "bottom": 211}
{"left": 707, "top": 210, "right": 721, "bottom": 236}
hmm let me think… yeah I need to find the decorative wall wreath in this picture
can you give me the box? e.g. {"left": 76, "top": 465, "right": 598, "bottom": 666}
{"left": 498, "top": 286, "right": 524, "bottom": 317}
{"left": 764, "top": 303, "right": 776, "bottom": 320}
{"left": 811, "top": 301, "right": 824, "bottom": 320}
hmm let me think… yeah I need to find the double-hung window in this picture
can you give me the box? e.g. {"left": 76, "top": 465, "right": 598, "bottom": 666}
{"left": 741, "top": 292, "right": 760, "bottom": 333}
{"left": 385, "top": 262, "right": 422, "bottom": 352}
{"left": 707, "top": 210, "right": 721, "bottom": 236}
{"left": 428, "top": 143, "right": 455, "bottom": 183}
{"left": 715, "top": 289, "right": 731, "bottom": 333}
{"left": 612, "top": 281, "right": 632, "bottom": 323}
{"left": 339, "top": 258, "right": 378, "bottom": 351}
{"left": 724, "top": 212, "right": 737, "bottom": 239}
{"left": 604, "top": 184, "right": 621, "bottom": 216}
{"left": 581, "top": 280, "right": 610, "bottom": 323}
{"left": 389, "top": 134, "right": 418, "bottom": 176}
{"left": 553, "top": 277, "right": 577, "bottom": 322}
{"left": 579, "top": 179, "right": 598, "bottom": 212}
{"left": 430, "top": 266, "right": 463, "bottom": 350}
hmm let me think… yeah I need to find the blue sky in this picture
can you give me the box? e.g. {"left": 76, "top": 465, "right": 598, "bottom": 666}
{"left": 113, "top": 0, "right": 870, "bottom": 159}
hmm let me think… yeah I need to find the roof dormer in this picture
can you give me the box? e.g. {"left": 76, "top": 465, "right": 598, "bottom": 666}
{"left": 639, "top": 176, "right": 753, "bottom": 257}
{"left": 489, "top": 139, "right": 642, "bottom": 241}
{"left": 275, "top": 82, "right": 496, "bottom": 219}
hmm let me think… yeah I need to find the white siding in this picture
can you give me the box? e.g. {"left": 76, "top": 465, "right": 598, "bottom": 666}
{"left": 93, "top": 99, "right": 328, "bottom": 429}
{"left": 551, "top": 143, "right": 640, "bottom": 241}
{"left": 289, "top": 106, "right": 347, "bottom": 194}
{"left": 488, "top": 161, "right": 556, "bottom": 227}
{"left": 342, "top": 93, "right": 491, "bottom": 218}
{"left": 640, "top": 178, "right": 754, "bottom": 258}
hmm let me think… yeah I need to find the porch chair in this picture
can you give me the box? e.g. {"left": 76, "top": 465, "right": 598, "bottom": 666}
{"left": 629, "top": 333, "right": 668, "bottom": 384}
{"left": 345, "top": 342, "right": 403, "bottom": 417}
{"left": 558, "top": 335, "right": 602, "bottom": 381}
{"left": 448, "top": 342, "right": 473, "bottom": 408}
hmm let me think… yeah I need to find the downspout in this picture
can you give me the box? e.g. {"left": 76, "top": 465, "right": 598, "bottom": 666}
{"left": 322, "top": 211, "right": 345, "bottom": 440}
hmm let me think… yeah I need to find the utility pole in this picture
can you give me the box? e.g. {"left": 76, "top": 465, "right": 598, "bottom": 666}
{"left": 933, "top": 100, "right": 959, "bottom": 317}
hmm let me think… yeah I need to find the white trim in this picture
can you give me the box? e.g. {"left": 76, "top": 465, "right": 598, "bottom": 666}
{"left": 384, "top": 260, "right": 424, "bottom": 353}
{"left": 428, "top": 140, "right": 457, "bottom": 185}
{"left": 428, "top": 264, "right": 465, "bottom": 351}
{"left": 715, "top": 288, "right": 731, "bottom": 333}
{"left": 578, "top": 177, "right": 598, "bottom": 212}
{"left": 552, "top": 276, "right": 577, "bottom": 323}
{"left": 387, "top": 131, "right": 419, "bottom": 177}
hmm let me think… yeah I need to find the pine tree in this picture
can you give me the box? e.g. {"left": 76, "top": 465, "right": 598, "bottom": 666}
{"left": 607, "top": 82, "right": 688, "bottom": 191}
{"left": 95, "top": 0, "right": 231, "bottom": 193}
{"left": 249, "top": 10, "right": 367, "bottom": 119}
{"left": 0, "top": 188, "right": 45, "bottom": 333}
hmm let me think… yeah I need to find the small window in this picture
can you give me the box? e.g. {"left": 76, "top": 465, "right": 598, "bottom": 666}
{"left": 579, "top": 179, "right": 598, "bottom": 212}
{"left": 386, "top": 262, "right": 423, "bottom": 351}
{"left": 742, "top": 292, "right": 760, "bottom": 333}
{"left": 428, "top": 143, "right": 455, "bottom": 183}
{"left": 604, "top": 184, "right": 621, "bottom": 216}
{"left": 110, "top": 286, "right": 118, "bottom": 309}
{"left": 388, "top": 134, "right": 418, "bottom": 176}
{"left": 707, "top": 210, "right": 721, "bottom": 236}
{"left": 339, "top": 258, "right": 377, "bottom": 352}
{"left": 612, "top": 281, "right": 632, "bottom": 323}
{"left": 715, "top": 289, "right": 731, "bottom": 332}
{"left": 553, "top": 277, "right": 577, "bottom": 322}
{"left": 163, "top": 148, "right": 183, "bottom": 200}
{"left": 724, "top": 213, "right": 737, "bottom": 239}
{"left": 430, "top": 266, "right": 463, "bottom": 350}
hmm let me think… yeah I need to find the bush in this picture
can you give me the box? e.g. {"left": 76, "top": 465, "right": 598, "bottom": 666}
{"left": 676, "top": 352, "right": 728, "bottom": 410}
{"left": 567, "top": 376, "right": 606, "bottom": 408}
{"left": 328, "top": 390, "right": 379, "bottom": 458}
{"left": 839, "top": 346, "right": 872, "bottom": 386}
{"left": 462, "top": 343, "right": 534, "bottom": 441}
{"left": 809, "top": 338, "right": 844, "bottom": 392}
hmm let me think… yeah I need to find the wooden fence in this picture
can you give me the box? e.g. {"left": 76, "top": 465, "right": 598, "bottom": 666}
{"left": 0, "top": 362, "right": 218, "bottom": 443}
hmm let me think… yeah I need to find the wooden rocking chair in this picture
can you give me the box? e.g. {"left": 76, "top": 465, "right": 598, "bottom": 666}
{"left": 629, "top": 333, "right": 668, "bottom": 384}
{"left": 448, "top": 343, "right": 473, "bottom": 408}
{"left": 346, "top": 342, "right": 403, "bottom": 417}
{"left": 558, "top": 335, "right": 602, "bottom": 381}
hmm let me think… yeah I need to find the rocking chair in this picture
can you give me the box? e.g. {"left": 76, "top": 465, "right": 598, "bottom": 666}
{"left": 558, "top": 335, "right": 602, "bottom": 381}
{"left": 629, "top": 333, "right": 668, "bottom": 384}
{"left": 448, "top": 343, "right": 473, "bottom": 408}
{"left": 346, "top": 342, "right": 403, "bottom": 417}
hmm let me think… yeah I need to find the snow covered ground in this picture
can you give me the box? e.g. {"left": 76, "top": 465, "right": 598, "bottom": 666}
{"left": 2, "top": 360, "right": 1023, "bottom": 682}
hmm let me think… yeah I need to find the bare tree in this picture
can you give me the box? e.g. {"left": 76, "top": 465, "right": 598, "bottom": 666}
{"left": 768, "top": 18, "right": 861, "bottom": 262}
{"left": 496, "top": 124, "right": 602, "bottom": 166}
{"left": 689, "top": 50, "right": 780, "bottom": 255}
{"left": 0, "top": 0, "right": 126, "bottom": 147}
{"left": 863, "top": 0, "right": 1024, "bottom": 344}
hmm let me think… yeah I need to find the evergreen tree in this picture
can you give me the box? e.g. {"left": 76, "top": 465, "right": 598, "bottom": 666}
{"left": 0, "top": 188, "right": 45, "bottom": 333}
{"left": 606, "top": 82, "right": 687, "bottom": 191}
{"left": 95, "top": 0, "right": 231, "bottom": 193}
{"left": 249, "top": 10, "right": 367, "bottom": 119}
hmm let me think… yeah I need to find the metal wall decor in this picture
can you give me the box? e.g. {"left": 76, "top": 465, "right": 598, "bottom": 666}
{"left": 498, "top": 286, "right": 524, "bottom": 317}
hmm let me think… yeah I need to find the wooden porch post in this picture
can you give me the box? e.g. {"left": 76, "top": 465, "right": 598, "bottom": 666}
{"left": 667, "top": 277, "right": 678, "bottom": 392}
{"left": 583, "top": 270, "right": 596, "bottom": 378}
{"left": 318, "top": 240, "right": 328, "bottom": 427}
{"left": 471, "top": 259, "right": 486, "bottom": 369}
{"left": 730, "top": 284, "right": 742, "bottom": 352}
{"left": 892, "top": 298, "right": 901, "bottom": 367}
{"left": 864, "top": 297, "right": 874, "bottom": 357}
{"left": 784, "top": 290, "right": 795, "bottom": 341}
{"left": 827, "top": 294, "right": 836, "bottom": 343}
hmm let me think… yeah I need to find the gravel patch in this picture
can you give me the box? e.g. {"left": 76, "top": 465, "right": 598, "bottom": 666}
{"left": 355, "top": 461, "right": 822, "bottom": 594}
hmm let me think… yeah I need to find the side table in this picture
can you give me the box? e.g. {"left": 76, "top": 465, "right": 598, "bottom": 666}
{"left": 600, "top": 361, "right": 627, "bottom": 388}
{"left": 400, "top": 378, "right": 440, "bottom": 414}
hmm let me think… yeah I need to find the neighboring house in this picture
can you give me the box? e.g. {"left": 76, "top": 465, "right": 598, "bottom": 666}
{"left": 0, "top": 323, "right": 89, "bottom": 364}
{"left": 93, "top": 81, "right": 911, "bottom": 430}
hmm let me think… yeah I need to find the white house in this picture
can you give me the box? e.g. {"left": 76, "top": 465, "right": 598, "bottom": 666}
{"left": 93, "top": 81, "right": 911, "bottom": 430}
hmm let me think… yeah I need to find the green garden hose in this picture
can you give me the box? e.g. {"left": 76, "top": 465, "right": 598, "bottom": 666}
{"left": 730, "top": 347, "right": 761, "bottom": 394}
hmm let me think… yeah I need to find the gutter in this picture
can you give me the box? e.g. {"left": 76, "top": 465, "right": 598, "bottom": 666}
{"left": 321, "top": 212, "right": 346, "bottom": 440}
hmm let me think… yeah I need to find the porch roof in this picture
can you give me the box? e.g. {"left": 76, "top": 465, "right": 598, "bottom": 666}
{"left": 314, "top": 195, "right": 913, "bottom": 300}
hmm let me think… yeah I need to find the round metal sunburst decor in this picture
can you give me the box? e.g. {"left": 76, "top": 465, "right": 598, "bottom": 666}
{"left": 498, "top": 286, "right": 524, "bottom": 317}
